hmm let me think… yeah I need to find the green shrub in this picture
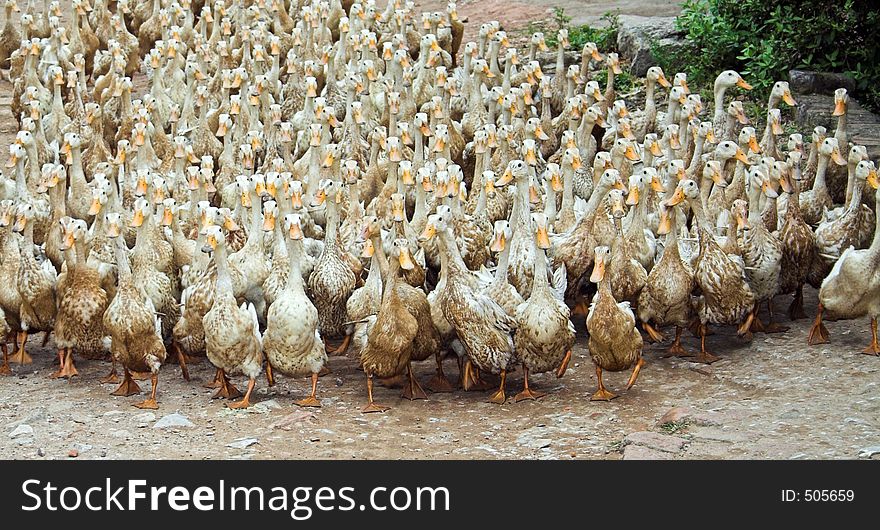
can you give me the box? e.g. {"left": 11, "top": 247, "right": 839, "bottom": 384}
{"left": 656, "top": 0, "right": 880, "bottom": 112}
{"left": 546, "top": 9, "right": 620, "bottom": 53}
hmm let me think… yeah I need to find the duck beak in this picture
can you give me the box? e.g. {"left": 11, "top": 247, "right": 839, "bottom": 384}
{"left": 736, "top": 108, "right": 749, "bottom": 125}
{"left": 223, "top": 216, "right": 240, "bottom": 232}
{"left": 831, "top": 148, "right": 846, "bottom": 165}
{"left": 626, "top": 185, "right": 639, "bottom": 205}
{"left": 591, "top": 49, "right": 603, "bottom": 62}
{"left": 771, "top": 120, "right": 784, "bottom": 135}
{"left": 736, "top": 78, "right": 752, "bottom": 90}
{"left": 5, "top": 153, "right": 16, "bottom": 168}
{"left": 624, "top": 145, "right": 640, "bottom": 161}
{"left": 290, "top": 190, "right": 303, "bottom": 209}
{"left": 657, "top": 73, "right": 671, "bottom": 88}
{"left": 135, "top": 176, "right": 148, "bottom": 196}
{"left": 783, "top": 90, "right": 797, "bottom": 106}
{"left": 311, "top": 189, "right": 326, "bottom": 207}
{"left": 88, "top": 197, "right": 103, "bottom": 216}
{"left": 131, "top": 209, "right": 145, "bottom": 227}
{"left": 551, "top": 171, "right": 563, "bottom": 192}
{"left": 748, "top": 136, "right": 761, "bottom": 154}
{"left": 589, "top": 255, "right": 606, "bottom": 283}
{"left": 833, "top": 99, "right": 846, "bottom": 116}
{"left": 528, "top": 182, "right": 540, "bottom": 205}
{"left": 262, "top": 211, "right": 276, "bottom": 231}
{"left": 107, "top": 222, "right": 122, "bottom": 238}
{"left": 651, "top": 176, "right": 665, "bottom": 193}
{"left": 868, "top": 169, "right": 879, "bottom": 190}
{"left": 216, "top": 122, "right": 228, "bottom": 137}
{"left": 432, "top": 137, "right": 446, "bottom": 153}
{"left": 398, "top": 246, "right": 415, "bottom": 270}
{"left": 649, "top": 142, "right": 662, "bottom": 156}
{"left": 670, "top": 134, "right": 681, "bottom": 150}
{"left": 593, "top": 88, "right": 604, "bottom": 102}
{"left": 712, "top": 169, "right": 727, "bottom": 188}
{"left": 525, "top": 148, "right": 538, "bottom": 166}
{"left": 665, "top": 187, "right": 686, "bottom": 206}
{"left": 779, "top": 175, "right": 794, "bottom": 194}
{"left": 657, "top": 208, "right": 671, "bottom": 235}
{"left": 12, "top": 214, "right": 26, "bottom": 233}
{"left": 391, "top": 199, "right": 405, "bottom": 222}
{"left": 705, "top": 129, "right": 717, "bottom": 144}
{"left": 497, "top": 167, "right": 513, "bottom": 186}
{"left": 571, "top": 154, "right": 583, "bottom": 171}
{"left": 418, "top": 222, "right": 437, "bottom": 242}
{"left": 736, "top": 212, "right": 749, "bottom": 230}
{"left": 490, "top": 231, "right": 506, "bottom": 253}
{"left": 61, "top": 228, "right": 76, "bottom": 250}
{"left": 736, "top": 147, "right": 751, "bottom": 163}
{"left": 321, "top": 150, "right": 336, "bottom": 168}
{"left": 161, "top": 207, "right": 174, "bottom": 226}
{"left": 762, "top": 180, "right": 778, "bottom": 199}
{"left": 359, "top": 237, "right": 375, "bottom": 258}
{"left": 536, "top": 222, "right": 550, "bottom": 249}
{"left": 611, "top": 62, "right": 622, "bottom": 75}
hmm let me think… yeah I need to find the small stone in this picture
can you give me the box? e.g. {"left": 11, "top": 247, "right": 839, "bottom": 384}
{"left": 335, "top": 377, "right": 344, "bottom": 387}
{"left": 227, "top": 438, "right": 259, "bottom": 449}
{"left": 688, "top": 363, "right": 714, "bottom": 376}
{"left": 624, "top": 431, "right": 688, "bottom": 453}
{"left": 858, "top": 446, "right": 880, "bottom": 459}
{"left": 73, "top": 443, "right": 93, "bottom": 453}
{"left": 36, "top": 448, "right": 44, "bottom": 457}
{"left": 270, "top": 410, "right": 316, "bottom": 430}
{"left": 68, "top": 449, "right": 78, "bottom": 458}
{"left": 100, "top": 450, "right": 107, "bottom": 458}
{"left": 616, "top": 15, "right": 684, "bottom": 77}
{"left": 153, "top": 413, "right": 194, "bottom": 429}
{"left": 9, "top": 424, "right": 33, "bottom": 439}
{"left": 132, "top": 412, "right": 156, "bottom": 424}
{"left": 623, "top": 445, "right": 673, "bottom": 460}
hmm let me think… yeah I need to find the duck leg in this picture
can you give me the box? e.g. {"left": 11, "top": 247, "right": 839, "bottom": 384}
{"left": 326, "top": 334, "right": 351, "bottom": 356}
{"left": 862, "top": 317, "right": 880, "bottom": 356}
{"left": 487, "top": 369, "right": 507, "bottom": 404}
{"left": 625, "top": 356, "right": 646, "bottom": 389}
{"left": 694, "top": 324, "right": 721, "bottom": 364}
{"left": 514, "top": 365, "right": 546, "bottom": 402}
{"left": 424, "top": 351, "right": 456, "bottom": 392}
{"left": 763, "top": 299, "right": 789, "bottom": 333}
{"left": 807, "top": 303, "right": 829, "bottom": 345}
{"left": 590, "top": 365, "right": 617, "bottom": 401}
{"left": 211, "top": 370, "right": 242, "bottom": 399}
{"left": 8, "top": 331, "right": 33, "bottom": 364}
{"left": 50, "top": 348, "right": 78, "bottom": 379}
{"left": 133, "top": 373, "right": 160, "bottom": 409}
{"left": 265, "top": 363, "right": 275, "bottom": 387}
{"left": 788, "top": 286, "right": 807, "bottom": 320}
{"left": 100, "top": 357, "right": 120, "bottom": 384}
{"left": 662, "top": 326, "right": 691, "bottom": 357}
{"left": 737, "top": 310, "right": 755, "bottom": 340}
{"left": 400, "top": 363, "right": 428, "bottom": 400}
{"left": 204, "top": 367, "right": 224, "bottom": 389}
{"left": 227, "top": 378, "right": 256, "bottom": 409}
{"left": 461, "top": 358, "right": 494, "bottom": 391}
{"left": 362, "top": 373, "right": 390, "bottom": 413}
{"left": 295, "top": 372, "right": 321, "bottom": 407}
{"left": 556, "top": 349, "right": 572, "bottom": 378}
{"left": 642, "top": 322, "right": 665, "bottom": 343}
{"left": 173, "top": 343, "right": 190, "bottom": 382}
{"left": 111, "top": 368, "right": 142, "bottom": 397}
{"left": 0, "top": 343, "right": 11, "bottom": 376}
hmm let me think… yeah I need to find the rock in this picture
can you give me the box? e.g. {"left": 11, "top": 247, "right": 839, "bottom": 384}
{"left": 132, "top": 412, "right": 156, "bottom": 424}
{"left": 536, "top": 50, "right": 581, "bottom": 74}
{"left": 657, "top": 407, "right": 722, "bottom": 427}
{"left": 515, "top": 431, "right": 552, "bottom": 449}
{"left": 858, "top": 446, "right": 880, "bottom": 459}
{"left": 36, "top": 448, "right": 44, "bottom": 457}
{"left": 68, "top": 449, "right": 78, "bottom": 458}
{"left": 153, "top": 413, "right": 194, "bottom": 429}
{"left": 623, "top": 444, "right": 673, "bottom": 460}
{"left": 73, "top": 443, "right": 92, "bottom": 453}
{"left": 624, "top": 431, "right": 687, "bottom": 453}
{"left": 8, "top": 424, "right": 33, "bottom": 439}
{"left": 227, "top": 438, "right": 259, "bottom": 449}
{"left": 334, "top": 377, "right": 344, "bottom": 387}
{"left": 789, "top": 70, "right": 856, "bottom": 96}
{"left": 270, "top": 409, "right": 316, "bottom": 430}
{"left": 616, "top": 15, "right": 684, "bottom": 77}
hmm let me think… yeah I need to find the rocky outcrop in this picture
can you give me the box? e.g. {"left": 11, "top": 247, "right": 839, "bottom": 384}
{"left": 789, "top": 70, "right": 857, "bottom": 96}
{"left": 615, "top": 15, "right": 684, "bottom": 77}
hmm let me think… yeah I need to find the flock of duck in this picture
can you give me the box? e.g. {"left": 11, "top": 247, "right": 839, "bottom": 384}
{"left": 0, "top": 0, "right": 876, "bottom": 413}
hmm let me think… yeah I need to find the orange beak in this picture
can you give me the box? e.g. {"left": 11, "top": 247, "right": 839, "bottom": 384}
{"left": 736, "top": 78, "right": 753, "bottom": 90}
{"left": 665, "top": 187, "right": 686, "bottom": 207}
{"left": 833, "top": 99, "right": 846, "bottom": 116}
{"left": 589, "top": 256, "right": 606, "bottom": 283}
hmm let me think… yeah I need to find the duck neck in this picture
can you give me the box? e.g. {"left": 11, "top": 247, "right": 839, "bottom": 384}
{"left": 246, "top": 195, "right": 262, "bottom": 246}
{"left": 284, "top": 237, "right": 305, "bottom": 295}
{"left": 213, "top": 242, "right": 233, "bottom": 296}
{"left": 561, "top": 163, "right": 575, "bottom": 212}
{"left": 834, "top": 110, "right": 847, "bottom": 146}
{"left": 543, "top": 183, "right": 557, "bottom": 224}
{"left": 845, "top": 159, "right": 859, "bottom": 208}
{"left": 645, "top": 78, "right": 656, "bottom": 112}
{"left": 531, "top": 243, "right": 548, "bottom": 295}
{"left": 437, "top": 225, "right": 468, "bottom": 275}
{"left": 869, "top": 188, "right": 880, "bottom": 254}
{"left": 324, "top": 198, "right": 339, "bottom": 250}
{"left": 813, "top": 154, "right": 829, "bottom": 193}
{"left": 713, "top": 83, "right": 728, "bottom": 125}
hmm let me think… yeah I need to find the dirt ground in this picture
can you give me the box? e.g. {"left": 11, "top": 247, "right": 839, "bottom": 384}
{"left": 2, "top": 4, "right": 878, "bottom": 461}
{"left": 1, "top": 290, "right": 879, "bottom": 460}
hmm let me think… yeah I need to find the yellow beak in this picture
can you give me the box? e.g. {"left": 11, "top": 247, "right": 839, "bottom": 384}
{"left": 589, "top": 256, "right": 606, "bottom": 283}
{"left": 736, "top": 78, "right": 753, "bottom": 90}
{"left": 88, "top": 198, "right": 102, "bottom": 216}
{"left": 665, "top": 187, "right": 686, "bottom": 207}
{"left": 131, "top": 209, "right": 145, "bottom": 227}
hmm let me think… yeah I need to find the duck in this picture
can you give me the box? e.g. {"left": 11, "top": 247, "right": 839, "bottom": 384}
{"left": 101, "top": 214, "right": 167, "bottom": 408}
{"left": 307, "top": 179, "right": 357, "bottom": 349}
{"left": 0, "top": 200, "right": 23, "bottom": 363}
{"left": 665, "top": 179, "right": 755, "bottom": 363}
{"left": 809, "top": 161, "right": 880, "bottom": 354}
{"left": 638, "top": 201, "right": 695, "bottom": 356}
{"left": 262, "top": 214, "right": 327, "bottom": 407}
{"left": 419, "top": 210, "right": 516, "bottom": 404}
{"left": 607, "top": 188, "right": 647, "bottom": 304}
{"left": 12, "top": 202, "right": 56, "bottom": 362}
{"left": 632, "top": 66, "right": 671, "bottom": 141}
{"left": 585, "top": 246, "right": 645, "bottom": 401}
{"left": 512, "top": 213, "right": 574, "bottom": 400}
{"left": 808, "top": 160, "right": 879, "bottom": 346}
{"left": 0, "top": 0, "right": 22, "bottom": 72}
{"left": 775, "top": 152, "right": 816, "bottom": 321}
{"left": 201, "top": 225, "right": 263, "bottom": 409}
{"left": 53, "top": 217, "right": 109, "bottom": 379}
{"left": 710, "top": 70, "right": 752, "bottom": 134}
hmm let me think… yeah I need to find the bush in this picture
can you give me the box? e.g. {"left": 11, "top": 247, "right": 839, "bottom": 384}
{"left": 654, "top": 0, "right": 880, "bottom": 112}
{"left": 545, "top": 9, "right": 620, "bottom": 53}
